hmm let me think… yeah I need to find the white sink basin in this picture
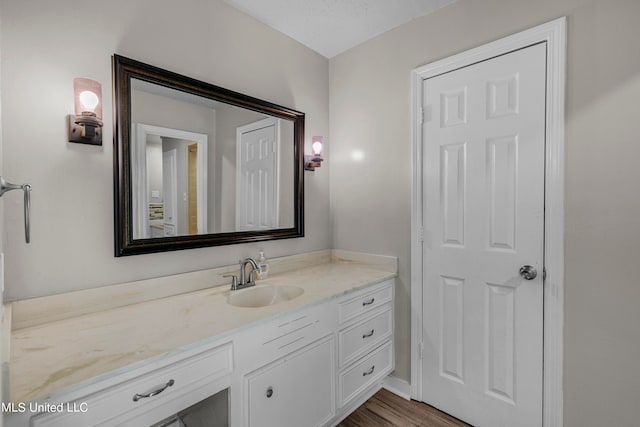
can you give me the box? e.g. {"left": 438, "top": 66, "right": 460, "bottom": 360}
{"left": 227, "top": 285, "right": 304, "bottom": 308}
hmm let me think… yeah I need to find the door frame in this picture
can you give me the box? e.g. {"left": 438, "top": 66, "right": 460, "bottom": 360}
{"left": 162, "top": 148, "right": 178, "bottom": 236}
{"left": 132, "top": 123, "right": 208, "bottom": 238}
{"left": 410, "top": 17, "right": 566, "bottom": 426}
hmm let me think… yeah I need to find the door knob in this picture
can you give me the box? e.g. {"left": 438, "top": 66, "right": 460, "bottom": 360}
{"left": 519, "top": 265, "right": 537, "bottom": 280}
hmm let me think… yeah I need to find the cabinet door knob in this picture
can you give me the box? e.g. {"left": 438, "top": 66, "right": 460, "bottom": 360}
{"left": 266, "top": 386, "right": 274, "bottom": 398}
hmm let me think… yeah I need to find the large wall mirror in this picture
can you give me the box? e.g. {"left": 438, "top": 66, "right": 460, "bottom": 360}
{"left": 113, "top": 55, "right": 304, "bottom": 256}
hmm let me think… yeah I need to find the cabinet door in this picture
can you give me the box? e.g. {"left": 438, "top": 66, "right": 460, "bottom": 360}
{"left": 245, "top": 335, "right": 335, "bottom": 427}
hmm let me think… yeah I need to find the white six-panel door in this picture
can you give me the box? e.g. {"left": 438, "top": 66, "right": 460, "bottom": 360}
{"left": 236, "top": 118, "right": 280, "bottom": 231}
{"left": 421, "top": 42, "right": 546, "bottom": 427}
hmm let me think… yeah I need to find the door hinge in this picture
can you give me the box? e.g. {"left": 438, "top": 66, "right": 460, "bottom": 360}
{"left": 543, "top": 268, "right": 547, "bottom": 281}
{"left": 418, "top": 227, "right": 424, "bottom": 242}
{"left": 419, "top": 342, "right": 424, "bottom": 360}
{"left": 420, "top": 105, "right": 431, "bottom": 124}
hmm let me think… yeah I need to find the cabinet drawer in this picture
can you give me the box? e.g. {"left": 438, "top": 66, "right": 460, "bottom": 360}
{"left": 31, "top": 342, "right": 232, "bottom": 427}
{"left": 339, "top": 306, "right": 392, "bottom": 367}
{"left": 236, "top": 303, "right": 336, "bottom": 370}
{"left": 338, "top": 280, "right": 393, "bottom": 325}
{"left": 338, "top": 341, "right": 393, "bottom": 408}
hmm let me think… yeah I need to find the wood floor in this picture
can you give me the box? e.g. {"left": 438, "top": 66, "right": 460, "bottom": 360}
{"left": 337, "top": 388, "right": 471, "bottom": 427}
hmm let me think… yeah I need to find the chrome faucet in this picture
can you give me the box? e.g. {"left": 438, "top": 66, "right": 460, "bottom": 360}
{"left": 225, "top": 258, "right": 259, "bottom": 291}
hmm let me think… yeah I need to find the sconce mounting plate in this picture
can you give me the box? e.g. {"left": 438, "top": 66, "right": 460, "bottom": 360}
{"left": 304, "top": 155, "right": 323, "bottom": 171}
{"left": 68, "top": 115, "right": 102, "bottom": 145}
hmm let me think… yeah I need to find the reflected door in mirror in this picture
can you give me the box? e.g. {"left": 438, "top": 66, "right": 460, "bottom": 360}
{"left": 236, "top": 118, "right": 280, "bottom": 231}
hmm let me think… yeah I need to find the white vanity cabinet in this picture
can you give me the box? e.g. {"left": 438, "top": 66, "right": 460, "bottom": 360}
{"left": 336, "top": 279, "right": 394, "bottom": 409}
{"left": 232, "top": 301, "right": 337, "bottom": 427}
{"left": 10, "top": 277, "right": 395, "bottom": 427}
{"left": 233, "top": 278, "right": 394, "bottom": 427}
{"left": 22, "top": 341, "right": 233, "bottom": 427}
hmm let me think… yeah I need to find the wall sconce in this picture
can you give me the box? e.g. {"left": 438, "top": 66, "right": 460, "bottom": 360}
{"left": 304, "top": 136, "right": 324, "bottom": 171}
{"left": 68, "top": 78, "right": 103, "bottom": 145}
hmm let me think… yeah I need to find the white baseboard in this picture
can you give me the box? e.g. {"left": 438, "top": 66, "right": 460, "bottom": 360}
{"left": 383, "top": 375, "right": 411, "bottom": 400}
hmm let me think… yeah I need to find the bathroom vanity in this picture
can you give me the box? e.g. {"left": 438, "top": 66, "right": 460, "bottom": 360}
{"left": 4, "top": 250, "right": 396, "bottom": 426}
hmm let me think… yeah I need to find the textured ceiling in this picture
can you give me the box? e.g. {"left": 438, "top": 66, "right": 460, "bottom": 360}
{"left": 224, "top": 0, "right": 456, "bottom": 58}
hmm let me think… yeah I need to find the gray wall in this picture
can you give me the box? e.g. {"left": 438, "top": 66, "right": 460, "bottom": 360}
{"left": 278, "top": 120, "right": 295, "bottom": 229}
{"left": 329, "top": 0, "right": 640, "bottom": 425}
{"left": 0, "top": 13, "right": 3, "bottom": 259}
{"left": 0, "top": 0, "right": 330, "bottom": 299}
{"left": 0, "top": 17, "right": 4, "bottom": 420}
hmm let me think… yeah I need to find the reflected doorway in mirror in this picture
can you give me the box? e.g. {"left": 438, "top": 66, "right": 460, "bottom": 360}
{"left": 131, "top": 124, "right": 208, "bottom": 239}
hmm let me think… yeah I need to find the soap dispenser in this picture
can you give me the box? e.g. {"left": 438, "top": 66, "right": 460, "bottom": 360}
{"left": 257, "top": 251, "right": 270, "bottom": 279}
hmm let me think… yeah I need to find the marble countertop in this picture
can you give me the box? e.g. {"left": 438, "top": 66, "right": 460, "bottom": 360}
{"left": 9, "top": 251, "right": 396, "bottom": 403}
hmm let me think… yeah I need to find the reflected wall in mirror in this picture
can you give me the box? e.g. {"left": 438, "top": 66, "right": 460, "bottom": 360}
{"left": 114, "top": 55, "right": 304, "bottom": 256}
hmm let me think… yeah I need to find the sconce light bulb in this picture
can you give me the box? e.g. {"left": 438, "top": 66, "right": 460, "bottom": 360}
{"left": 79, "top": 90, "right": 100, "bottom": 112}
{"left": 312, "top": 141, "right": 323, "bottom": 155}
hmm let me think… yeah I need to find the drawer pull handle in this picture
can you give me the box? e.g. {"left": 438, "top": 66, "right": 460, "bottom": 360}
{"left": 133, "top": 379, "right": 175, "bottom": 402}
{"left": 362, "top": 298, "right": 375, "bottom": 306}
{"left": 363, "top": 365, "right": 375, "bottom": 376}
{"left": 266, "top": 386, "right": 274, "bottom": 398}
{"left": 362, "top": 329, "right": 375, "bottom": 339}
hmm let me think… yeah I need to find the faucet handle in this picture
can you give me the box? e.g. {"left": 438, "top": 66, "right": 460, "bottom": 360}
{"left": 223, "top": 274, "right": 238, "bottom": 290}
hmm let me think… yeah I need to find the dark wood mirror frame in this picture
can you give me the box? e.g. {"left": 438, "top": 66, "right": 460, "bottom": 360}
{"left": 113, "top": 55, "right": 305, "bottom": 256}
